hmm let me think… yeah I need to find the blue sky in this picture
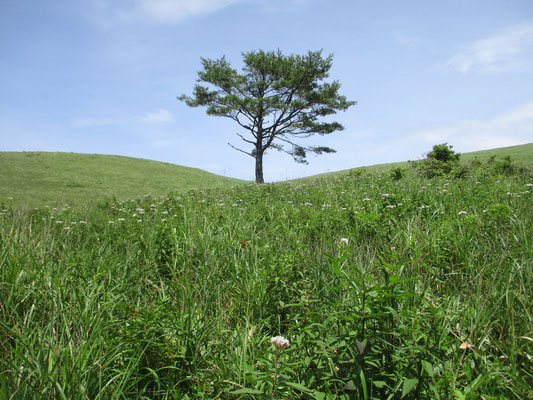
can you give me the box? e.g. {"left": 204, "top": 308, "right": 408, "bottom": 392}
{"left": 1, "top": 0, "right": 532, "bottom": 181}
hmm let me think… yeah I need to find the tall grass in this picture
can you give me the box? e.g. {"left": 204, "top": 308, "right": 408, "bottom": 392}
{"left": 1, "top": 159, "right": 532, "bottom": 399}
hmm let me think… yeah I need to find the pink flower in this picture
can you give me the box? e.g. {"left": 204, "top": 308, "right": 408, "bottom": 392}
{"left": 271, "top": 336, "right": 290, "bottom": 348}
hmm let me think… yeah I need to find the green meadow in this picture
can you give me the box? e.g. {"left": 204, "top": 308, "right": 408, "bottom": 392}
{"left": 1, "top": 145, "right": 532, "bottom": 399}
{"left": 0, "top": 152, "right": 244, "bottom": 207}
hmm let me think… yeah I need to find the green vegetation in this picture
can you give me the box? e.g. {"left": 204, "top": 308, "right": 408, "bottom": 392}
{"left": 0, "top": 152, "right": 245, "bottom": 207}
{"left": 415, "top": 143, "right": 462, "bottom": 178}
{"left": 311, "top": 143, "right": 533, "bottom": 179}
{"left": 1, "top": 145, "right": 532, "bottom": 399}
{"left": 461, "top": 143, "right": 533, "bottom": 164}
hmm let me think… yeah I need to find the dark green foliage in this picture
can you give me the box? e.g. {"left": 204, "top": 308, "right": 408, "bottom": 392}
{"left": 179, "top": 50, "right": 356, "bottom": 183}
{"left": 390, "top": 167, "right": 406, "bottom": 180}
{"left": 493, "top": 155, "right": 514, "bottom": 174}
{"left": 428, "top": 143, "right": 460, "bottom": 163}
{"left": 415, "top": 143, "right": 461, "bottom": 178}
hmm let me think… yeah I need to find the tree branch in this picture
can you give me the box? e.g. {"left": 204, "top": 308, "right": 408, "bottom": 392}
{"left": 236, "top": 132, "right": 255, "bottom": 144}
{"left": 228, "top": 142, "right": 254, "bottom": 157}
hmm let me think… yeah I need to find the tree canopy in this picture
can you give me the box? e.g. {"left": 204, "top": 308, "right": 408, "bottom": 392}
{"left": 178, "top": 49, "right": 356, "bottom": 183}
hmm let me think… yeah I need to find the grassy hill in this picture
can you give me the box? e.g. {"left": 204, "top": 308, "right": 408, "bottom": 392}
{"left": 460, "top": 142, "right": 533, "bottom": 163}
{"left": 309, "top": 143, "right": 533, "bottom": 179}
{"left": 1, "top": 144, "right": 532, "bottom": 398}
{"left": 1, "top": 144, "right": 531, "bottom": 207}
{"left": 0, "top": 152, "right": 246, "bottom": 207}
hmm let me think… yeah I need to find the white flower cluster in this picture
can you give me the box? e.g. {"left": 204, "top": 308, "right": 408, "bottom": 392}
{"left": 271, "top": 336, "right": 290, "bottom": 348}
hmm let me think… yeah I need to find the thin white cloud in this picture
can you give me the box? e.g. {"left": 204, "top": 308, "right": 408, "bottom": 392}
{"left": 88, "top": 0, "right": 312, "bottom": 25}
{"left": 407, "top": 101, "right": 533, "bottom": 153}
{"left": 444, "top": 23, "right": 533, "bottom": 73}
{"left": 139, "top": 108, "right": 174, "bottom": 123}
{"left": 138, "top": 0, "right": 242, "bottom": 23}
{"left": 72, "top": 109, "right": 174, "bottom": 128}
{"left": 71, "top": 116, "right": 117, "bottom": 128}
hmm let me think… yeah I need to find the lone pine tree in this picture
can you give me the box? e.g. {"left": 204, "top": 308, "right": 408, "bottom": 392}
{"left": 178, "top": 49, "right": 355, "bottom": 183}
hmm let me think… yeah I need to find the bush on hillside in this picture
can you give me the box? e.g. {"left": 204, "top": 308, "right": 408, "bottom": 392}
{"left": 390, "top": 167, "right": 406, "bottom": 180}
{"left": 415, "top": 143, "right": 462, "bottom": 178}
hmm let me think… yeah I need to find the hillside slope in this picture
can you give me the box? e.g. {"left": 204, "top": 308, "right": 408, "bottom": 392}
{"left": 1, "top": 144, "right": 531, "bottom": 206}
{"left": 307, "top": 143, "right": 533, "bottom": 179}
{"left": 0, "top": 152, "right": 246, "bottom": 207}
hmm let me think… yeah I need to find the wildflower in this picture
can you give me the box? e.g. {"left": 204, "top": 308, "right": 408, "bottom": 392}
{"left": 526, "top": 183, "right": 533, "bottom": 187}
{"left": 458, "top": 211, "right": 467, "bottom": 216}
{"left": 460, "top": 342, "right": 474, "bottom": 350}
{"left": 161, "top": 211, "right": 169, "bottom": 215}
{"left": 79, "top": 221, "right": 87, "bottom": 225}
{"left": 363, "top": 197, "right": 371, "bottom": 202}
{"left": 117, "top": 218, "right": 126, "bottom": 222}
{"left": 271, "top": 336, "right": 290, "bottom": 348}
{"left": 340, "top": 238, "right": 349, "bottom": 245}
{"left": 108, "top": 221, "right": 114, "bottom": 224}
{"left": 63, "top": 227, "right": 70, "bottom": 231}
{"left": 240, "top": 241, "right": 247, "bottom": 247}
{"left": 385, "top": 204, "right": 397, "bottom": 209}
{"left": 137, "top": 219, "right": 142, "bottom": 223}
{"left": 55, "top": 220, "right": 64, "bottom": 224}
{"left": 248, "top": 326, "right": 256, "bottom": 339}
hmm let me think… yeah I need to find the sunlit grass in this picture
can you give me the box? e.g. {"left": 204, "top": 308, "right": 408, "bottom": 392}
{"left": 1, "top": 151, "right": 532, "bottom": 399}
{"left": 0, "top": 152, "right": 246, "bottom": 207}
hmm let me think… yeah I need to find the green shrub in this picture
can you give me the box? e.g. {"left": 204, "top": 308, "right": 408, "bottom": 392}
{"left": 390, "top": 167, "right": 406, "bottom": 180}
{"left": 493, "top": 155, "right": 514, "bottom": 175}
{"left": 417, "top": 143, "right": 462, "bottom": 178}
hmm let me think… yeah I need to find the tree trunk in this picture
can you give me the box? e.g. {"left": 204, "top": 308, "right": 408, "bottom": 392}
{"left": 255, "top": 150, "right": 264, "bottom": 183}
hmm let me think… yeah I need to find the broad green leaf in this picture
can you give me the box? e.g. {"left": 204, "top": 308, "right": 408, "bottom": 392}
{"left": 286, "top": 381, "right": 313, "bottom": 393}
{"left": 312, "top": 391, "right": 326, "bottom": 400}
{"left": 421, "top": 360, "right": 434, "bottom": 377}
{"left": 360, "top": 370, "right": 368, "bottom": 400}
{"left": 343, "top": 379, "right": 356, "bottom": 391}
{"left": 356, "top": 339, "right": 367, "bottom": 355}
{"left": 401, "top": 378, "right": 418, "bottom": 398}
{"left": 231, "top": 388, "right": 264, "bottom": 395}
